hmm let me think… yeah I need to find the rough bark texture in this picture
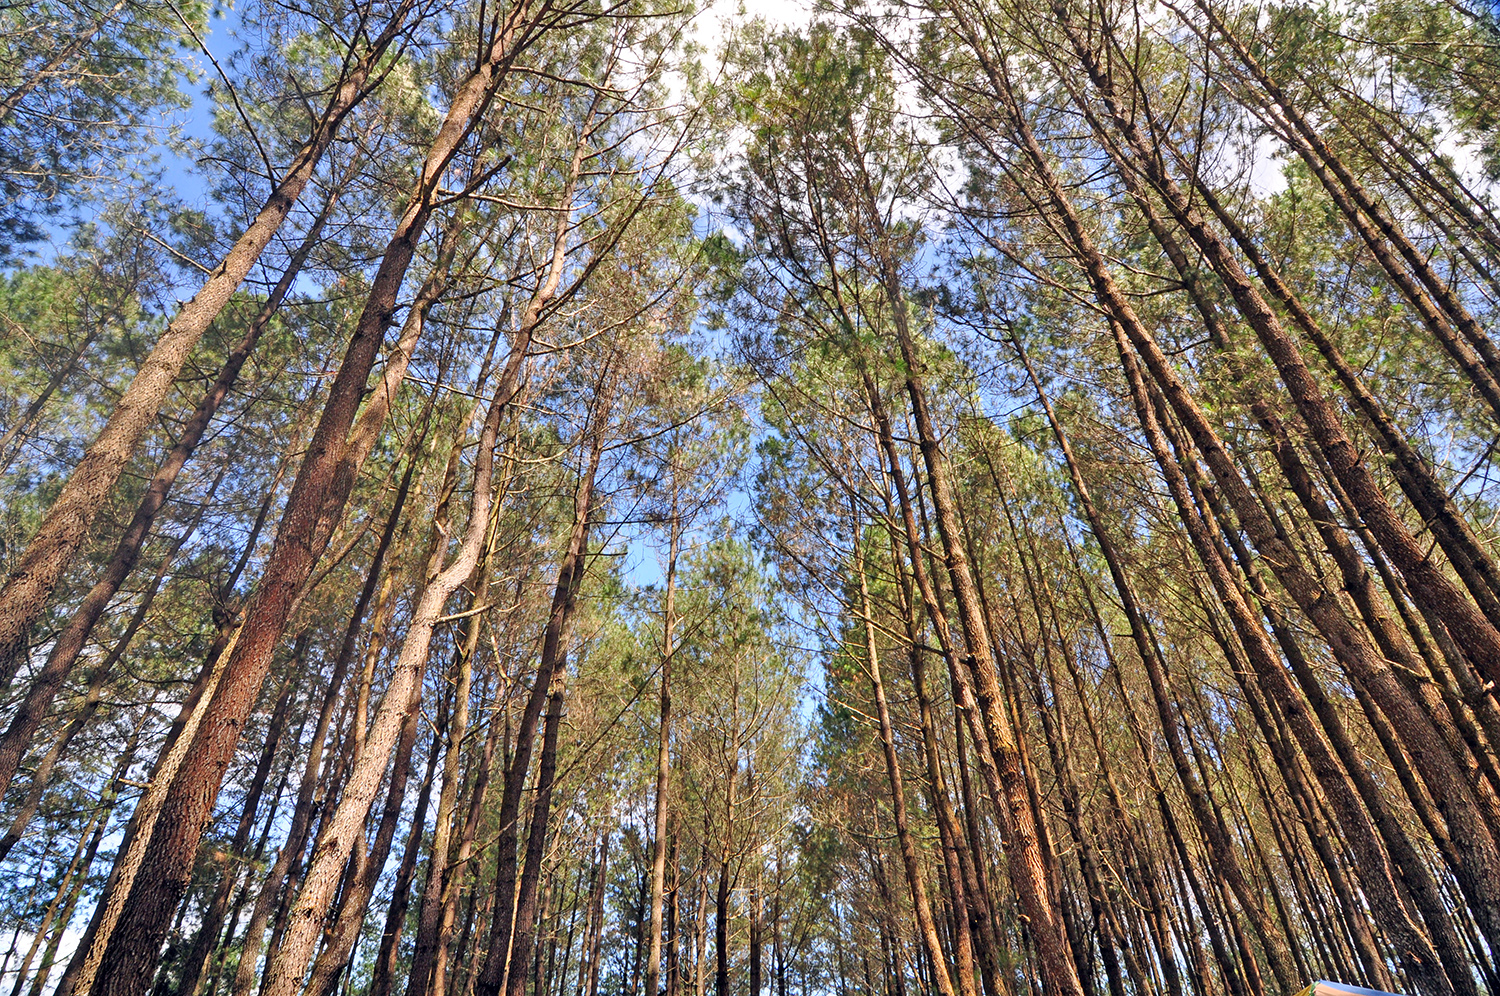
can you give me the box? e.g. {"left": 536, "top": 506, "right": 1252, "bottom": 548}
{"left": 0, "top": 182, "right": 342, "bottom": 798}
{"left": 0, "top": 16, "right": 407, "bottom": 681}
{"left": 854, "top": 540, "right": 962, "bottom": 996}
{"left": 257, "top": 352, "right": 509, "bottom": 996}
{"left": 86, "top": 12, "right": 548, "bottom": 989}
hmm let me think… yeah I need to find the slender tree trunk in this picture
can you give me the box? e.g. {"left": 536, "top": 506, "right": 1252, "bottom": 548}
{"left": 749, "top": 874, "right": 761, "bottom": 996}
{"left": 713, "top": 833, "right": 732, "bottom": 996}
{"left": 645, "top": 503, "right": 680, "bottom": 996}
{"left": 86, "top": 28, "right": 548, "bottom": 977}
{"left": 255, "top": 342, "right": 512, "bottom": 996}
{"left": 0, "top": 9, "right": 412, "bottom": 681}
{"left": 871, "top": 218, "right": 1084, "bottom": 996}
{"left": 0, "top": 495, "right": 200, "bottom": 863}
{"left": 11, "top": 815, "right": 102, "bottom": 996}
{"left": 367, "top": 725, "right": 445, "bottom": 996}
{"left": 0, "top": 318, "right": 102, "bottom": 476}
{"left": 504, "top": 663, "right": 570, "bottom": 996}
{"left": 691, "top": 853, "right": 708, "bottom": 996}
{"left": 902, "top": 572, "right": 991, "bottom": 996}
{"left": 7, "top": 726, "right": 137, "bottom": 996}
{"left": 303, "top": 686, "right": 439, "bottom": 996}
{"left": 853, "top": 532, "right": 963, "bottom": 996}
{"left": 0, "top": 173, "right": 347, "bottom": 799}
{"left": 400, "top": 503, "right": 501, "bottom": 996}
{"left": 490, "top": 381, "right": 610, "bottom": 996}
{"left": 667, "top": 832, "right": 681, "bottom": 996}
{"left": 170, "top": 661, "right": 299, "bottom": 996}
{"left": 970, "top": 32, "right": 1500, "bottom": 965}
{"left": 583, "top": 835, "right": 610, "bottom": 996}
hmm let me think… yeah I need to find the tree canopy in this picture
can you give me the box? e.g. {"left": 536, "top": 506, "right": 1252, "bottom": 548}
{"left": 1, "top": 3, "right": 1500, "bottom": 996}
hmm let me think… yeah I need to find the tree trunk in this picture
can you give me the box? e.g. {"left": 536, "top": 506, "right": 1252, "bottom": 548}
{"left": 227, "top": 442, "right": 422, "bottom": 996}
{"left": 504, "top": 664, "right": 570, "bottom": 996}
{"left": 303, "top": 684, "right": 439, "bottom": 996}
{"left": 254, "top": 337, "right": 512, "bottom": 996}
{"left": 749, "top": 874, "right": 761, "bottom": 996}
{"left": 85, "top": 22, "right": 547, "bottom": 977}
{"left": 0, "top": 501, "right": 197, "bottom": 863}
{"left": 582, "top": 835, "right": 610, "bottom": 996}
{"left": 713, "top": 837, "right": 731, "bottom": 996}
{"left": 873, "top": 218, "right": 1084, "bottom": 996}
{"left": 853, "top": 534, "right": 962, "bottom": 996}
{"left": 0, "top": 8, "right": 411, "bottom": 681}
{"left": 974, "top": 34, "right": 1500, "bottom": 966}
{"left": 171, "top": 660, "right": 300, "bottom": 996}
{"left": 645, "top": 503, "right": 680, "bottom": 996}
{"left": 486, "top": 376, "right": 609, "bottom": 996}
{"left": 0, "top": 176, "right": 346, "bottom": 797}
{"left": 398, "top": 505, "right": 501, "bottom": 996}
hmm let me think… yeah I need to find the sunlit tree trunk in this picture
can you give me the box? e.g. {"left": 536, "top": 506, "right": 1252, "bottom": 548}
{"left": 0, "top": 173, "right": 347, "bottom": 799}
{"left": 645, "top": 498, "right": 680, "bottom": 996}
{"left": 0, "top": 8, "right": 412, "bottom": 681}
{"left": 852, "top": 530, "right": 962, "bottom": 996}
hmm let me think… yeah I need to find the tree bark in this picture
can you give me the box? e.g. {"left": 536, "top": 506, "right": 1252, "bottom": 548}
{"left": 874, "top": 202, "right": 1084, "bottom": 996}
{"left": 0, "top": 496, "right": 198, "bottom": 863}
{"left": 0, "top": 8, "right": 411, "bottom": 681}
{"left": 85, "top": 22, "right": 547, "bottom": 977}
{"left": 303, "top": 685, "right": 439, "bottom": 996}
{"left": 170, "top": 660, "right": 300, "bottom": 996}
{"left": 852, "top": 533, "right": 963, "bottom": 996}
{"left": 482, "top": 371, "right": 609, "bottom": 996}
{"left": 0, "top": 175, "right": 345, "bottom": 798}
{"left": 254, "top": 332, "right": 512, "bottom": 996}
{"left": 398, "top": 502, "right": 501, "bottom": 996}
{"left": 968, "top": 34, "right": 1500, "bottom": 964}
{"left": 645, "top": 497, "right": 680, "bottom": 996}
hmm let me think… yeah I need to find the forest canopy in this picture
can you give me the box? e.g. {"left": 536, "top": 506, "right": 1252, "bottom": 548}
{"left": 1, "top": 3, "right": 1499, "bottom": 996}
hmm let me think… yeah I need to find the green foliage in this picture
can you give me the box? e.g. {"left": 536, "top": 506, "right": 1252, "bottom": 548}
{"left": 0, "top": 0, "right": 199, "bottom": 259}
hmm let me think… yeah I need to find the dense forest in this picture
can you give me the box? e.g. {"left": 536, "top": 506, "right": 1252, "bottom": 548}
{"left": 1, "top": 2, "right": 1499, "bottom": 996}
